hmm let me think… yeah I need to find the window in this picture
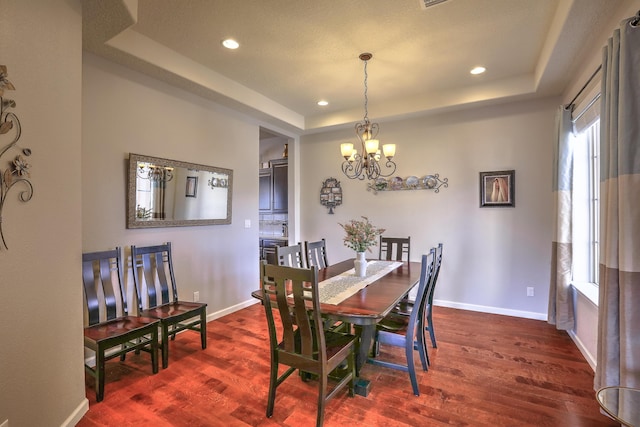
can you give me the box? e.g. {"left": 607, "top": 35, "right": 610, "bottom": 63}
{"left": 571, "top": 120, "right": 599, "bottom": 285}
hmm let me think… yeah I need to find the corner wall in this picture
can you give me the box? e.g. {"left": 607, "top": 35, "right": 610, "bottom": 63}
{"left": 0, "top": 1, "right": 87, "bottom": 426}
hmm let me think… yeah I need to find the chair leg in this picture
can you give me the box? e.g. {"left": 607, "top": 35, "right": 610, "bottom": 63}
{"left": 427, "top": 311, "right": 437, "bottom": 348}
{"left": 266, "top": 357, "right": 278, "bottom": 418}
{"left": 151, "top": 329, "right": 159, "bottom": 374}
{"left": 405, "top": 342, "right": 420, "bottom": 396}
{"left": 415, "top": 338, "right": 428, "bottom": 371}
{"left": 200, "top": 310, "right": 207, "bottom": 349}
{"left": 95, "top": 347, "right": 105, "bottom": 402}
{"left": 316, "top": 372, "right": 328, "bottom": 427}
{"left": 348, "top": 348, "right": 356, "bottom": 397}
{"left": 161, "top": 323, "right": 170, "bottom": 369}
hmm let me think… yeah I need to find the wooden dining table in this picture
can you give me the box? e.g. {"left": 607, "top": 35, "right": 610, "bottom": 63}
{"left": 252, "top": 258, "right": 422, "bottom": 393}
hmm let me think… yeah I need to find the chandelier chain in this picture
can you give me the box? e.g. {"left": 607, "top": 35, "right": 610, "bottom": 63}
{"left": 363, "top": 59, "right": 369, "bottom": 122}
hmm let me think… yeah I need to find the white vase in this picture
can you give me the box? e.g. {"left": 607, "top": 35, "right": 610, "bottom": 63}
{"left": 354, "top": 252, "right": 367, "bottom": 277}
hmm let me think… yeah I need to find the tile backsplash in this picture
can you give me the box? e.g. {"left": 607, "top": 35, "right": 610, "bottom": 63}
{"left": 259, "top": 213, "right": 288, "bottom": 237}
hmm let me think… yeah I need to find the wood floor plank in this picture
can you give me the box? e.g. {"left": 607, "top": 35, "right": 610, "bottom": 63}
{"left": 77, "top": 304, "right": 618, "bottom": 427}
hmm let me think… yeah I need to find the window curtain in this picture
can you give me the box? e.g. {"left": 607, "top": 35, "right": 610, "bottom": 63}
{"left": 595, "top": 17, "right": 640, "bottom": 390}
{"left": 152, "top": 174, "right": 167, "bottom": 220}
{"left": 548, "top": 106, "right": 574, "bottom": 330}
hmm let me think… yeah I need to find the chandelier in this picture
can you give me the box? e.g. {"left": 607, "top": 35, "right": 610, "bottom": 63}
{"left": 340, "top": 53, "right": 396, "bottom": 180}
{"left": 136, "top": 163, "right": 174, "bottom": 182}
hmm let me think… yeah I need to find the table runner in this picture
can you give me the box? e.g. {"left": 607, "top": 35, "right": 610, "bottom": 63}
{"left": 318, "top": 260, "right": 403, "bottom": 305}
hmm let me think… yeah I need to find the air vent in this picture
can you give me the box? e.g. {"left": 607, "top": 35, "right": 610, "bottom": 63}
{"left": 419, "top": 0, "right": 448, "bottom": 10}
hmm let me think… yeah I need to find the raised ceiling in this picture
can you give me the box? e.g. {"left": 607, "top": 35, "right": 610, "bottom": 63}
{"left": 83, "top": 0, "right": 624, "bottom": 135}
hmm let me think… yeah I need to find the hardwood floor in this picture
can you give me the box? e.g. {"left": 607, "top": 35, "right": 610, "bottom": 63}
{"left": 78, "top": 304, "right": 617, "bottom": 427}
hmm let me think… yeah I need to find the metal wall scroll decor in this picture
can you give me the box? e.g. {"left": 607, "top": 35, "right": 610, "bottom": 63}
{"left": 320, "top": 177, "right": 342, "bottom": 214}
{"left": 366, "top": 174, "right": 448, "bottom": 195}
{"left": 0, "top": 65, "right": 34, "bottom": 250}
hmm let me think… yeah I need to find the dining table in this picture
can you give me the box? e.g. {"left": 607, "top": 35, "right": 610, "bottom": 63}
{"left": 252, "top": 258, "right": 422, "bottom": 395}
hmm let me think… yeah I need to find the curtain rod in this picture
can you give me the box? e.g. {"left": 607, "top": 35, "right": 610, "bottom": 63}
{"left": 565, "top": 9, "right": 639, "bottom": 110}
{"left": 565, "top": 65, "right": 602, "bottom": 110}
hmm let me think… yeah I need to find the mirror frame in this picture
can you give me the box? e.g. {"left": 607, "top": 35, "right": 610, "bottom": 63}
{"left": 127, "top": 153, "right": 233, "bottom": 228}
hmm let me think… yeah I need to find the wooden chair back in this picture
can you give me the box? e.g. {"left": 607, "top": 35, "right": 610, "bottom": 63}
{"left": 82, "top": 248, "right": 128, "bottom": 325}
{"left": 428, "top": 243, "right": 443, "bottom": 306}
{"left": 275, "top": 243, "right": 306, "bottom": 268}
{"left": 425, "top": 242, "right": 444, "bottom": 348}
{"left": 262, "top": 263, "right": 324, "bottom": 364}
{"left": 130, "top": 242, "right": 179, "bottom": 309}
{"left": 379, "top": 236, "right": 411, "bottom": 261}
{"left": 305, "top": 238, "right": 329, "bottom": 270}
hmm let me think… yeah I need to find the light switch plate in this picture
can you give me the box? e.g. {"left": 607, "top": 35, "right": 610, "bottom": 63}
{"left": 244, "top": 219, "right": 251, "bottom": 228}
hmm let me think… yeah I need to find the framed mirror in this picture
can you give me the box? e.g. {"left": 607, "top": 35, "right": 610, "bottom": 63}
{"left": 127, "top": 153, "right": 232, "bottom": 228}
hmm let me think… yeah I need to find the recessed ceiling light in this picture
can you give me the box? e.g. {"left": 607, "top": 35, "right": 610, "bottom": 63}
{"left": 317, "top": 100, "right": 329, "bottom": 106}
{"left": 470, "top": 66, "right": 486, "bottom": 75}
{"left": 222, "top": 39, "right": 239, "bottom": 49}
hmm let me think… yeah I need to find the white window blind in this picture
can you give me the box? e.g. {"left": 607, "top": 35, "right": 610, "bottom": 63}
{"left": 572, "top": 76, "right": 601, "bottom": 134}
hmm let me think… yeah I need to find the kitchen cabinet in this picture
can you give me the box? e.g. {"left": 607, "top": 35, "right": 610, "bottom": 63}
{"left": 259, "top": 169, "right": 271, "bottom": 211}
{"left": 259, "top": 159, "right": 288, "bottom": 213}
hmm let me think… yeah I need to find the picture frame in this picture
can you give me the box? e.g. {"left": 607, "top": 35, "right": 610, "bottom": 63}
{"left": 479, "top": 170, "right": 515, "bottom": 207}
{"left": 186, "top": 176, "right": 198, "bottom": 198}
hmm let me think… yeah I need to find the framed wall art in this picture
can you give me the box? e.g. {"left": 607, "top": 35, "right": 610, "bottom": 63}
{"left": 479, "top": 170, "right": 515, "bottom": 207}
{"left": 185, "top": 176, "right": 198, "bottom": 197}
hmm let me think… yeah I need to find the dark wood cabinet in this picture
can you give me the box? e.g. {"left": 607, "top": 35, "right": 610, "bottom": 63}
{"left": 259, "top": 169, "right": 272, "bottom": 212}
{"left": 271, "top": 159, "right": 288, "bottom": 213}
{"left": 259, "top": 159, "right": 288, "bottom": 213}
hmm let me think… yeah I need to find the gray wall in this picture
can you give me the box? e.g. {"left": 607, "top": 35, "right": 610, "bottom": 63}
{"left": 300, "top": 98, "right": 556, "bottom": 319}
{"left": 82, "top": 54, "right": 261, "bottom": 321}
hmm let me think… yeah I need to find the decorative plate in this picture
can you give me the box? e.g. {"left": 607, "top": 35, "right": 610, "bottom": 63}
{"left": 405, "top": 176, "right": 419, "bottom": 189}
{"left": 422, "top": 175, "right": 437, "bottom": 189}
{"left": 374, "top": 177, "right": 388, "bottom": 191}
{"left": 390, "top": 176, "right": 403, "bottom": 190}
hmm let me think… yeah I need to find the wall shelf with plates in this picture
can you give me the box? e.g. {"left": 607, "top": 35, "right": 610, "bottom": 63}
{"left": 366, "top": 174, "right": 448, "bottom": 195}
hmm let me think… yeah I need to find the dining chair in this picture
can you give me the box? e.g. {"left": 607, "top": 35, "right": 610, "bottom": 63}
{"left": 367, "top": 249, "right": 435, "bottom": 396}
{"left": 305, "top": 238, "right": 329, "bottom": 269}
{"left": 260, "top": 261, "right": 356, "bottom": 427}
{"left": 379, "top": 236, "right": 411, "bottom": 261}
{"left": 275, "top": 242, "right": 306, "bottom": 268}
{"left": 130, "top": 242, "right": 207, "bottom": 369}
{"left": 82, "top": 248, "right": 159, "bottom": 402}
{"left": 385, "top": 243, "right": 444, "bottom": 364}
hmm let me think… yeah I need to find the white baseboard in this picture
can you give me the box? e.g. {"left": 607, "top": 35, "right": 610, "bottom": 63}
{"left": 205, "top": 298, "right": 259, "bottom": 322}
{"left": 568, "top": 329, "right": 597, "bottom": 372}
{"left": 61, "top": 398, "right": 89, "bottom": 427}
{"left": 434, "top": 299, "right": 548, "bottom": 321}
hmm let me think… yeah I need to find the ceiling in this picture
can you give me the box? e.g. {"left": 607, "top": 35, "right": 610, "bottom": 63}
{"left": 83, "top": 0, "right": 623, "bottom": 136}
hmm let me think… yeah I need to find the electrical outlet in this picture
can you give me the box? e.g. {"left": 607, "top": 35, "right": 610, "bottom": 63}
{"left": 193, "top": 291, "right": 199, "bottom": 302}
{"left": 526, "top": 287, "right": 534, "bottom": 297}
